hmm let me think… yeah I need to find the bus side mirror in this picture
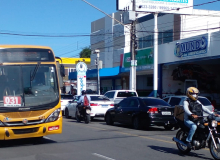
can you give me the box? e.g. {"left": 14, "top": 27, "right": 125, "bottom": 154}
{"left": 60, "top": 64, "right": 65, "bottom": 77}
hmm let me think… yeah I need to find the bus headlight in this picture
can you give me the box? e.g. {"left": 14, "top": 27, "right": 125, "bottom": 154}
{"left": 212, "top": 120, "right": 218, "bottom": 128}
{"left": 45, "top": 108, "right": 61, "bottom": 123}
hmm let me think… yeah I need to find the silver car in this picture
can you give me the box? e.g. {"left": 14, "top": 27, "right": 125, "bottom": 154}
{"left": 163, "top": 95, "right": 214, "bottom": 116}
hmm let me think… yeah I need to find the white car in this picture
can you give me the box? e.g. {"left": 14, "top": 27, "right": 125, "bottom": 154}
{"left": 61, "top": 94, "right": 73, "bottom": 115}
{"left": 104, "top": 90, "right": 138, "bottom": 104}
{"left": 64, "top": 95, "right": 114, "bottom": 120}
{"left": 163, "top": 95, "right": 214, "bottom": 117}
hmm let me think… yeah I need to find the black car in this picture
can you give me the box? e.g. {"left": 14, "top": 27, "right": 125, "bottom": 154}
{"left": 105, "top": 97, "right": 177, "bottom": 130}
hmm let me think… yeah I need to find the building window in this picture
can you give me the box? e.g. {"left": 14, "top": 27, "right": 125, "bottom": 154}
{"left": 146, "top": 35, "right": 153, "bottom": 48}
{"left": 163, "top": 29, "right": 173, "bottom": 44}
{"left": 138, "top": 37, "right": 143, "bottom": 49}
{"left": 142, "top": 36, "right": 147, "bottom": 48}
{"left": 138, "top": 29, "right": 173, "bottom": 49}
{"left": 158, "top": 32, "right": 163, "bottom": 45}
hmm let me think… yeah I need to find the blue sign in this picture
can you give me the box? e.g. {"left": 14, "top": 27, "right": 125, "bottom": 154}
{"left": 149, "top": 0, "right": 188, "bottom": 3}
{"left": 174, "top": 37, "right": 208, "bottom": 58}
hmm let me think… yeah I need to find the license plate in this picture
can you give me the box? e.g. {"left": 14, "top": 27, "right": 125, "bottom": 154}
{"left": 3, "top": 96, "right": 22, "bottom": 107}
{"left": 102, "top": 105, "right": 108, "bottom": 108}
{"left": 162, "top": 111, "right": 171, "bottom": 115}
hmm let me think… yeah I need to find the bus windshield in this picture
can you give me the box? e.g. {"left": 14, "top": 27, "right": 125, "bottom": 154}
{"left": 0, "top": 64, "right": 59, "bottom": 108}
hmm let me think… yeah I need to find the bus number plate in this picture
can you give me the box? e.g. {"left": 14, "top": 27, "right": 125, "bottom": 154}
{"left": 3, "top": 96, "right": 22, "bottom": 107}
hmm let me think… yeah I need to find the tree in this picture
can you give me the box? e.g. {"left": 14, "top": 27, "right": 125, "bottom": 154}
{"left": 79, "top": 47, "right": 91, "bottom": 58}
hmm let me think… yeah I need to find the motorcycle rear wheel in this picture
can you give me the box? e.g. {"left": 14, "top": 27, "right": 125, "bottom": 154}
{"left": 176, "top": 130, "right": 191, "bottom": 154}
{"left": 209, "top": 137, "right": 220, "bottom": 160}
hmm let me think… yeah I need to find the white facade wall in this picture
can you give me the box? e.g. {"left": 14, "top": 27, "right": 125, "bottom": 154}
{"left": 91, "top": 9, "right": 220, "bottom": 69}
{"left": 90, "top": 13, "right": 129, "bottom": 69}
{"left": 104, "top": 14, "right": 114, "bottom": 68}
{"left": 180, "top": 9, "right": 220, "bottom": 39}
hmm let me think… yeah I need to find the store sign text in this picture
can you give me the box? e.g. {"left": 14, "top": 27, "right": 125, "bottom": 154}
{"left": 174, "top": 37, "right": 208, "bottom": 58}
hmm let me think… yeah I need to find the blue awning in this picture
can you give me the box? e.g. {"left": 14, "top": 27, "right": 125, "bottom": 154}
{"left": 69, "top": 66, "right": 120, "bottom": 80}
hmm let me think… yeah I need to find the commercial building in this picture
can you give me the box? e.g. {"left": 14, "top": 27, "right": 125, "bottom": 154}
{"left": 57, "top": 9, "right": 220, "bottom": 106}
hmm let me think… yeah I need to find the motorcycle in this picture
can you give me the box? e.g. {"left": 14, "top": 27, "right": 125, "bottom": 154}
{"left": 76, "top": 104, "right": 91, "bottom": 124}
{"left": 173, "top": 114, "right": 220, "bottom": 160}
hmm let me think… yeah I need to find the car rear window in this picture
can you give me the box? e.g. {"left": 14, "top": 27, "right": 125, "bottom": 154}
{"left": 169, "top": 97, "right": 181, "bottom": 106}
{"left": 198, "top": 97, "right": 211, "bottom": 106}
{"left": 90, "top": 96, "right": 110, "bottom": 101}
{"left": 142, "top": 99, "right": 171, "bottom": 107}
{"left": 117, "top": 92, "right": 137, "bottom": 98}
{"left": 61, "top": 95, "right": 73, "bottom": 99}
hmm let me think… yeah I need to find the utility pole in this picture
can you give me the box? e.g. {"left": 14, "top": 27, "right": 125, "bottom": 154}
{"left": 93, "top": 49, "right": 100, "bottom": 95}
{"left": 129, "top": 0, "right": 137, "bottom": 91}
{"left": 153, "top": 13, "right": 158, "bottom": 97}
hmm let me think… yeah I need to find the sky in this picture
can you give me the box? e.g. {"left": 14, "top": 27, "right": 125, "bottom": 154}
{"left": 0, "top": 0, "right": 219, "bottom": 58}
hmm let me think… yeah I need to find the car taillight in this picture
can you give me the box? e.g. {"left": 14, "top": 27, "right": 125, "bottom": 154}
{"left": 212, "top": 105, "right": 215, "bottom": 112}
{"left": 148, "top": 108, "right": 158, "bottom": 114}
{"left": 110, "top": 104, "right": 114, "bottom": 106}
{"left": 61, "top": 101, "right": 63, "bottom": 102}
{"left": 90, "top": 103, "right": 99, "bottom": 106}
{"left": 211, "top": 100, "right": 217, "bottom": 109}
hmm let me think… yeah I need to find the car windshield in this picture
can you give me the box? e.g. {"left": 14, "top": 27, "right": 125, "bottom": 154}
{"left": 90, "top": 96, "right": 110, "bottom": 101}
{"left": 198, "top": 97, "right": 212, "bottom": 106}
{"left": 117, "top": 92, "right": 137, "bottom": 98}
{"left": 61, "top": 95, "right": 73, "bottom": 99}
{"left": 142, "top": 99, "right": 171, "bottom": 107}
{"left": 0, "top": 65, "right": 59, "bottom": 108}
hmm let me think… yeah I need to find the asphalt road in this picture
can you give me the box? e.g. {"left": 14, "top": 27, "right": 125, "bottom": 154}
{"left": 0, "top": 118, "right": 215, "bottom": 160}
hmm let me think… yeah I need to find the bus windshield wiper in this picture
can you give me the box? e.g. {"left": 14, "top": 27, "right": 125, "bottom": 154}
{"left": 30, "top": 62, "right": 41, "bottom": 81}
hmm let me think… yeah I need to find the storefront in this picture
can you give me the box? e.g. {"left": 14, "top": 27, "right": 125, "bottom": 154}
{"left": 159, "top": 32, "right": 220, "bottom": 106}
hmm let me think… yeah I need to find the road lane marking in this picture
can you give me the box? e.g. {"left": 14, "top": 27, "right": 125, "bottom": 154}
{"left": 92, "top": 153, "right": 115, "bottom": 160}
{"left": 44, "top": 136, "right": 51, "bottom": 140}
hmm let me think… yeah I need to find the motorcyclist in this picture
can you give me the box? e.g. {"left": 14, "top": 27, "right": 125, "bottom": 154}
{"left": 183, "top": 87, "right": 219, "bottom": 148}
{"left": 76, "top": 90, "right": 91, "bottom": 115}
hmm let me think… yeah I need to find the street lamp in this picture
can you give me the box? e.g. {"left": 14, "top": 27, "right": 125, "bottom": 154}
{"left": 93, "top": 49, "right": 100, "bottom": 95}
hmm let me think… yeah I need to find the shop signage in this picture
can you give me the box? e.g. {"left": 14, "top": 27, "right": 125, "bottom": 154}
{"left": 76, "top": 62, "right": 87, "bottom": 95}
{"left": 123, "top": 48, "right": 154, "bottom": 71}
{"left": 174, "top": 37, "right": 208, "bottom": 58}
{"left": 117, "top": 0, "right": 193, "bottom": 14}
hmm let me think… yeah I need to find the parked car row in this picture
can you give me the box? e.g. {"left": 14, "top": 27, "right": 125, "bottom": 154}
{"left": 105, "top": 97, "right": 176, "bottom": 130}
{"left": 62, "top": 90, "right": 215, "bottom": 131}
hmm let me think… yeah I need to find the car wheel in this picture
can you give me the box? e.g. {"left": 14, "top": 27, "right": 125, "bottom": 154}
{"left": 91, "top": 117, "right": 94, "bottom": 121}
{"left": 164, "top": 125, "right": 173, "bottom": 130}
{"left": 65, "top": 108, "right": 70, "bottom": 119}
{"left": 133, "top": 117, "right": 142, "bottom": 130}
{"left": 105, "top": 113, "right": 114, "bottom": 125}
